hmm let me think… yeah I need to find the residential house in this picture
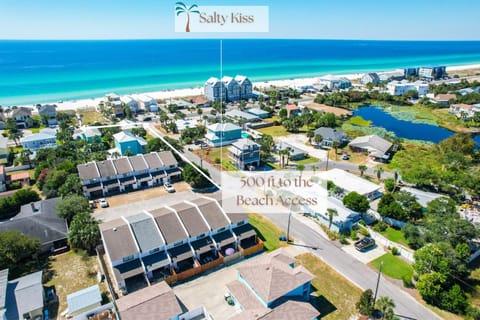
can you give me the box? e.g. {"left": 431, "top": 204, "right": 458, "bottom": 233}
{"left": 313, "top": 127, "right": 347, "bottom": 148}
{"left": 404, "top": 67, "right": 418, "bottom": 77}
{"left": 20, "top": 132, "right": 57, "bottom": 151}
{"left": 361, "top": 72, "right": 380, "bottom": 85}
{"left": 226, "top": 249, "right": 319, "bottom": 320}
{"left": 3, "top": 270, "right": 45, "bottom": 320}
{"left": 116, "top": 281, "right": 212, "bottom": 320}
{"left": 222, "top": 76, "right": 241, "bottom": 102}
{"left": 135, "top": 94, "right": 158, "bottom": 113}
{"left": 418, "top": 66, "right": 446, "bottom": 80}
{"left": 11, "top": 107, "right": 33, "bottom": 128}
{"left": 0, "top": 111, "right": 5, "bottom": 130}
{"left": 247, "top": 107, "right": 270, "bottom": 119}
{"left": 100, "top": 196, "right": 261, "bottom": 292}
{"left": 458, "top": 88, "right": 476, "bottom": 96}
{"left": 175, "top": 119, "right": 197, "bottom": 133}
{"left": 168, "top": 99, "right": 192, "bottom": 110}
{"left": 0, "top": 198, "right": 68, "bottom": 252}
{"left": 318, "top": 75, "right": 352, "bottom": 90}
{"left": 191, "top": 95, "right": 210, "bottom": 108}
{"left": 431, "top": 93, "right": 457, "bottom": 105}
{"left": 235, "top": 75, "right": 253, "bottom": 101}
{"left": 204, "top": 77, "right": 226, "bottom": 102}
{"left": 77, "top": 151, "right": 180, "bottom": 198}
{"left": 36, "top": 104, "right": 57, "bottom": 126}
{"left": 1, "top": 269, "right": 7, "bottom": 320}
{"left": 0, "top": 135, "right": 8, "bottom": 164}
{"left": 66, "top": 285, "right": 102, "bottom": 317}
{"left": 449, "top": 103, "right": 480, "bottom": 119}
{"left": 229, "top": 138, "right": 260, "bottom": 170}
{"left": 0, "top": 165, "right": 6, "bottom": 192}
{"left": 121, "top": 95, "right": 139, "bottom": 113}
{"left": 317, "top": 168, "right": 382, "bottom": 200}
{"left": 286, "top": 104, "right": 301, "bottom": 118}
{"left": 73, "top": 127, "right": 102, "bottom": 143}
{"left": 276, "top": 142, "right": 307, "bottom": 161}
{"left": 204, "top": 75, "right": 252, "bottom": 102}
{"left": 205, "top": 123, "right": 242, "bottom": 147}
{"left": 349, "top": 135, "right": 393, "bottom": 162}
{"left": 113, "top": 130, "right": 147, "bottom": 156}
{"left": 386, "top": 80, "right": 429, "bottom": 96}
{"left": 105, "top": 93, "right": 124, "bottom": 118}
{"left": 225, "top": 109, "right": 260, "bottom": 124}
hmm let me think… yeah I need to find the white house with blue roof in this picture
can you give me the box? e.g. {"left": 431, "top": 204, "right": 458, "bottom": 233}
{"left": 66, "top": 285, "right": 102, "bottom": 317}
{"left": 20, "top": 131, "right": 57, "bottom": 151}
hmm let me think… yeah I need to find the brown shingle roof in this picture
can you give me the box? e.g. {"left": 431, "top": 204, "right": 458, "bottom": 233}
{"left": 157, "top": 151, "right": 177, "bottom": 167}
{"left": 96, "top": 160, "right": 117, "bottom": 178}
{"left": 170, "top": 202, "right": 209, "bottom": 237}
{"left": 150, "top": 207, "right": 188, "bottom": 244}
{"left": 190, "top": 198, "right": 230, "bottom": 230}
{"left": 113, "top": 158, "right": 133, "bottom": 175}
{"left": 116, "top": 281, "right": 182, "bottom": 320}
{"left": 77, "top": 162, "right": 100, "bottom": 181}
{"left": 100, "top": 218, "right": 138, "bottom": 261}
{"left": 434, "top": 93, "right": 456, "bottom": 101}
{"left": 237, "top": 250, "right": 314, "bottom": 303}
{"left": 259, "top": 301, "right": 320, "bottom": 320}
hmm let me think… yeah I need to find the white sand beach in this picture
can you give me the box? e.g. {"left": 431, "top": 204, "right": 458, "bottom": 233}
{"left": 18, "top": 63, "right": 480, "bottom": 113}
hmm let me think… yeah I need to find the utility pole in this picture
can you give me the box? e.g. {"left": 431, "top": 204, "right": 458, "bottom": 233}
{"left": 373, "top": 261, "right": 383, "bottom": 304}
{"left": 286, "top": 203, "right": 293, "bottom": 243}
{"left": 326, "top": 149, "right": 330, "bottom": 171}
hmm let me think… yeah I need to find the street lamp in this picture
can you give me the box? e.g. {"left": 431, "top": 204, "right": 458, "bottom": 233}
{"left": 373, "top": 261, "right": 383, "bottom": 304}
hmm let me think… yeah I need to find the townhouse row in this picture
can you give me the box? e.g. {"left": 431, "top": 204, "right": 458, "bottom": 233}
{"left": 99, "top": 197, "right": 262, "bottom": 294}
{"left": 77, "top": 151, "right": 181, "bottom": 198}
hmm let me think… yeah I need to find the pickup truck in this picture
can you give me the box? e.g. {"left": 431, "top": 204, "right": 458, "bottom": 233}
{"left": 354, "top": 237, "right": 376, "bottom": 252}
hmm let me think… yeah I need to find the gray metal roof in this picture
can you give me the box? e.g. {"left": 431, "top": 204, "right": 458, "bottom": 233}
{"left": 126, "top": 213, "right": 165, "bottom": 253}
{"left": 100, "top": 219, "right": 138, "bottom": 262}
{"left": 171, "top": 202, "right": 209, "bottom": 237}
{"left": 96, "top": 160, "right": 117, "bottom": 178}
{"left": 143, "top": 153, "right": 163, "bottom": 170}
{"left": 129, "top": 155, "right": 148, "bottom": 172}
{"left": 67, "top": 285, "right": 102, "bottom": 314}
{"left": 6, "top": 271, "right": 43, "bottom": 320}
{"left": 157, "top": 151, "right": 177, "bottom": 167}
{"left": 313, "top": 127, "right": 346, "bottom": 143}
{"left": 0, "top": 269, "right": 7, "bottom": 310}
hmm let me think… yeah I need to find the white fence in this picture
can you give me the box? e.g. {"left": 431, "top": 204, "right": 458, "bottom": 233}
{"left": 366, "top": 227, "right": 414, "bottom": 263}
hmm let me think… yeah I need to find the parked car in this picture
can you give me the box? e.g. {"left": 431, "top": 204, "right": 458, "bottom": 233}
{"left": 341, "top": 154, "right": 350, "bottom": 160}
{"left": 89, "top": 200, "right": 97, "bottom": 209}
{"left": 98, "top": 198, "right": 109, "bottom": 208}
{"left": 164, "top": 182, "right": 175, "bottom": 193}
{"left": 354, "top": 237, "right": 376, "bottom": 252}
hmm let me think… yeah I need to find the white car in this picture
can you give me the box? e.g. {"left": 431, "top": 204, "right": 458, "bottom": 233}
{"left": 98, "top": 198, "right": 109, "bottom": 208}
{"left": 164, "top": 182, "right": 175, "bottom": 193}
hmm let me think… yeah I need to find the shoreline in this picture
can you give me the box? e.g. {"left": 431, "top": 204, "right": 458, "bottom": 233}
{"left": 9, "top": 62, "right": 480, "bottom": 112}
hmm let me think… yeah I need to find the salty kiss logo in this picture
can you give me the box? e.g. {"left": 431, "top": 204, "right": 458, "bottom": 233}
{"left": 174, "top": 2, "right": 269, "bottom": 33}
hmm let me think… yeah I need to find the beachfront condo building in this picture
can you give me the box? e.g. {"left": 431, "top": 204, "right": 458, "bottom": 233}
{"left": 387, "top": 80, "right": 429, "bottom": 96}
{"left": 317, "top": 75, "right": 352, "bottom": 90}
{"left": 204, "top": 75, "right": 252, "bottom": 102}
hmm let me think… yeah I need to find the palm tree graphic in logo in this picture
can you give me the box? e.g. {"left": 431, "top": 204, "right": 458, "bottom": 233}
{"left": 176, "top": 2, "right": 200, "bottom": 32}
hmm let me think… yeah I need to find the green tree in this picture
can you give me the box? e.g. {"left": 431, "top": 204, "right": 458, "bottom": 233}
{"left": 131, "top": 127, "right": 147, "bottom": 138}
{"left": 258, "top": 134, "right": 275, "bottom": 155}
{"left": 182, "top": 163, "right": 213, "bottom": 189}
{"left": 416, "top": 272, "right": 446, "bottom": 307}
{"left": 356, "top": 289, "right": 374, "bottom": 316}
{"left": 42, "top": 169, "right": 68, "bottom": 198}
{"left": 313, "top": 134, "right": 323, "bottom": 145}
{"left": 358, "top": 164, "right": 367, "bottom": 177}
{"left": 384, "top": 178, "right": 395, "bottom": 192}
{"left": 58, "top": 174, "right": 83, "bottom": 197}
{"left": 375, "top": 166, "right": 384, "bottom": 181}
{"left": 327, "top": 208, "right": 338, "bottom": 230}
{"left": 68, "top": 212, "right": 100, "bottom": 252}
{"left": 6, "top": 118, "right": 22, "bottom": 145}
{"left": 375, "top": 296, "right": 397, "bottom": 320}
{"left": 13, "top": 188, "right": 40, "bottom": 205}
{"left": 426, "top": 197, "right": 457, "bottom": 217}
{"left": 342, "top": 192, "right": 370, "bottom": 212}
{"left": 377, "top": 193, "right": 406, "bottom": 221}
{"left": 56, "top": 194, "right": 90, "bottom": 223}
{"left": 297, "top": 164, "right": 305, "bottom": 177}
{"left": 175, "top": 2, "right": 200, "bottom": 32}
{"left": 0, "top": 231, "right": 40, "bottom": 278}
{"left": 146, "top": 137, "right": 166, "bottom": 152}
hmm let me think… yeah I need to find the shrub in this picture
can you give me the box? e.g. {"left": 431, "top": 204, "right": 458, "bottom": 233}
{"left": 339, "top": 234, "right": 349, "bottom": 245}
{"left": 391, "top": 246, "right": 399, "bottom": 256}
{"left": 7, "top": 181, "right": 22, "bottom": 190}
{"left": 384, "top": 178, "right": 395, "bottom": 192}
{"left": 214, "top": 157, "right": 221, "bottom": 164}
{"left": 350, "top": 230, "right": 359, "bottom": 240}
{"left": 402, "top": 276, "right": 413, "bottom": 288}
{"left": 373, "top": 221, "right": 388, "bottom": 232}
{"left": 359, "top": 227, "right": 370, "bottom": 237}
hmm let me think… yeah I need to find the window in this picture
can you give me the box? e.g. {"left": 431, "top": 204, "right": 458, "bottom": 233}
{"left": 174, "top": 240, "right": 183, "bottom": 246}
{"left": 237, "top": 220, "right": 245, "bottom": 226}
{"left": 149, "top": 248, "right": 160, "bottom": 255}
{"left": 122, "top": 255, "right": 134, "bottom": 263}
{"left": 197, "top": 234, "right": 205, "bottom": 240}
{"left": 217, "top": 227, "right": 226, "bottom": 232}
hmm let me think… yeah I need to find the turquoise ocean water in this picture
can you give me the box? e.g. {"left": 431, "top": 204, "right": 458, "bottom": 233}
{"left": 1, "top": 39, "right": 480, "bottom": 105}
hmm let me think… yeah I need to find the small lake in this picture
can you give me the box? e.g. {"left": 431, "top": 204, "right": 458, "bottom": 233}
{"left": 353, "top": 106, "right": 480, "bottom": 145}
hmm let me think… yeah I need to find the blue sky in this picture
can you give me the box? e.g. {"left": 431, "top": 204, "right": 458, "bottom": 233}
{"left": 0, "top": 0, "right": 479, "bottom": 40}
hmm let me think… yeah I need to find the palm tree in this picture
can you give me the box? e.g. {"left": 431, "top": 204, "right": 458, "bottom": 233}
{"left": 327, "top": 208, "right": 338, "bottom": 230}
{"left": 111, "top": 151, "right": 120, "bottom": 159}
{"left": 285, "top": 147, "right": 293, "bottom": 167}
{"left": 310, "top": 164, "right": 317, "bottom": 175}
{"left": 314, "top": 133, "right": 323, "bottom": 146}
{"left": 175, "top": 2, "right": 200, "bottom": 32}
{"left": 297, "top": 164, "right": 305, "bottom": 177}
{"left": 375, "top": 296, "right": 396, "bottom": 320}
{"left": 332, "top": 141, "right": 340, "bottom": 160}
{"left": 375, "top": 166, "right": 384, "bottom": 181}
{"left": 358, "top": 164, "right": 367, "bottom": 177}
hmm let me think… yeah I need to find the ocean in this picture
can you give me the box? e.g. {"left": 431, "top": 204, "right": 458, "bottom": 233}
{"left": 1, "top": 39, "right": 480, "bottom": 106}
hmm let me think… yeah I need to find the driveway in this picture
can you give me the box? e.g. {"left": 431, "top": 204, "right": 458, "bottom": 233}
{"left": 276, "top": 134, "right": 328, "bottom": 161}
{"left": 342, "top": 242, "right": 386, "bottom": 264}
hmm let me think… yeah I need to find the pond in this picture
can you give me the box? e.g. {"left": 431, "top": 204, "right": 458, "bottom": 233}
{"left": 353, "top": 106, "right": 480, "bottom": 145}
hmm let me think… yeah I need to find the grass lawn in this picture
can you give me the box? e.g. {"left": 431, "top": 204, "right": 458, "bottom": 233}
{"left": 44, "top": 250, "right": 108, "bottom": 319}
{"left": 296, "top": 253, "right": 362, "bottom": 320}
{"left": 257, "top": 125, "right": 290, "bottom": 137}
{"left": 379, "top": 226, "right": 409, "bottom": 247}
{"left": 78, "top": 109, "right": 105, "bottom": 125}
{"left": 192, "top": 146, "right": 237, "bottom": 171}
{"left": 370, "top": 253, "right": 413, "bottom": 281}
{"left": 345, "top": 116, "right": 372, "bottom": 127}
{"left": 294, "top": 156, "right": 319, "bottom": 165}
{"left": 248, "top": 213, "right": 287, "bottom": 252}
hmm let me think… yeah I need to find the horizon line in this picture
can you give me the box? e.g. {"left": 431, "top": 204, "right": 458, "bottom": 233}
{"left": 1, "top": 38, "right": 480, "bottom": 42}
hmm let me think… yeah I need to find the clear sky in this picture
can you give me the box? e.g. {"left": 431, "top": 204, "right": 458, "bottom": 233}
{"left": 1, "top": 0, "right": 479, "bottom": 40}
